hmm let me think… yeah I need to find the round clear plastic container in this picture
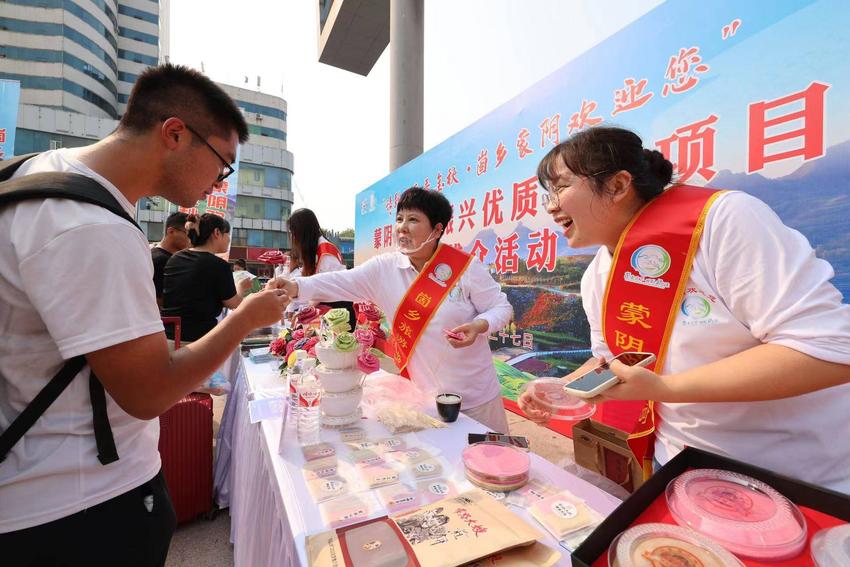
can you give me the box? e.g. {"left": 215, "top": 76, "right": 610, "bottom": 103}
{"left": 612, "top": 522, "right": 744, "bottom": 566}
{"left": 462, "top": 442, "right": 530, "bottom": 492}
{"left": 666, "top": 469, "right": 807, "bottom": 561}
{"left": 811, "top": 524, "right": 850, "bottom": 567}
{"left": 520, "top": 378, "right": 596, "bottom": 421}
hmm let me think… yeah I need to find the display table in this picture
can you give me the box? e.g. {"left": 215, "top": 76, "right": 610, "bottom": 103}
{"left": 222, "top": 356, "right": 623, "bottom": 567}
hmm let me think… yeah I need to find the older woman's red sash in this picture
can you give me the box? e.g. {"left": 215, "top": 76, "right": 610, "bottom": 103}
{"left": 391, "top": 244, "right": 473, "bottom": 377}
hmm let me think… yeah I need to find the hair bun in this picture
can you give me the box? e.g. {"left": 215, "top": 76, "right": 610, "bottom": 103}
{"left": 643, "top": 149, "right": 673, "bottom": 186}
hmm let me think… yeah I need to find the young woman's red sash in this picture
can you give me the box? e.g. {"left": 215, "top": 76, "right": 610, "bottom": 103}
{"left": 317, "top": 241, "right": 344, "bottom": 264}
{"left": 391, "top": 244, "right": 473, "bottom": 377}
{"left": 602, "top": 185, "right": 726, "bottom": 477}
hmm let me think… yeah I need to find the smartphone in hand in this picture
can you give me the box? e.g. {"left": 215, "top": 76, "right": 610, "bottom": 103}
{"left": 563, "top": 351, "right": 656, "bottom": 399}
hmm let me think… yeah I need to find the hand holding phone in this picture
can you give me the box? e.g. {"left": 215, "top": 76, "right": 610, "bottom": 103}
{"left": 563, "top": 351, "right": 656, "bottom": 399}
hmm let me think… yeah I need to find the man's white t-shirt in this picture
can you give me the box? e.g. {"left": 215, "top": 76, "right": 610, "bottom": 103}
{"left": 581, "top": 191, "right": 850, "bottom": 493}
{"left": 0, "top": 149, "right": 165, "bottom": 532}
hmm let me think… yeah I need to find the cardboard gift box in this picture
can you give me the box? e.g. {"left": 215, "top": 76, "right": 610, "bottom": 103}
{"left": 573, "top": 419, "right": 646, "bottom": 494}
{"left": 571, "top": 447, "right": 850, "bottom": 567}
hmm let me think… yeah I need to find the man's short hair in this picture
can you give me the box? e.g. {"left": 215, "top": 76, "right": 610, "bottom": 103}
{"left": 234, "top": 259, "right": 247, "bottom": 269}
{"left": 396, "top": 187, "right": 453, "bottom": 229}
{"left": 164, "top": 211, "right": 189, "bottom": 231}
{"left": 120, "top": 64, "right": 249, "bottom": 144}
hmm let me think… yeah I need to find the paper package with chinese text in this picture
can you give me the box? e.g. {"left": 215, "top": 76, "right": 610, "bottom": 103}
{"left": 307, "top": 489, "right": 552, "bottom": 567}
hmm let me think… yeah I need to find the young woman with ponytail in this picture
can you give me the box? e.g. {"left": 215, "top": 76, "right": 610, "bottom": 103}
{"left": 519, "top": 126, "right": 850, "bottom": 493}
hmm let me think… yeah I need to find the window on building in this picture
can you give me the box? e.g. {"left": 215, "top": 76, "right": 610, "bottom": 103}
{"left": 247, "top": 229, "right": 264, "bottom": 247}
{"left": 263, "top": 231, "right": 283, "bottom": 248}
{"left": 264, "top": 198, "right": 284, "bottom": 220}
{"left": 146, "top": 221, "right": 163, "bottom": 242}
{"left": 49, "top": 139, "right": 62, "bottom": 150}
{"left": 236, "top": 196, "right": 264, "bottom": 219}
{"left": 232, "top": 228, "right": 248, "bottom": 247}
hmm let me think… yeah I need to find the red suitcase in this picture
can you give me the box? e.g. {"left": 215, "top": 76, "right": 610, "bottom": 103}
{"left": 158, "top": 317, "right": 214, "bottom": 524}
{"left": 158, "top": 393, "right": 214, "bottom": 524}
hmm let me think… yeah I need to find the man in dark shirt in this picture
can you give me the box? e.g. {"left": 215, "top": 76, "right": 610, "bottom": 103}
{"left": 151, "top": 212, "right": 190, "bottom": 307}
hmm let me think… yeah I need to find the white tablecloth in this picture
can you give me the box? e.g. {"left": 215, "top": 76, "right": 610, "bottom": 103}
{"left": 222, "top": 356, "right": 622, "bottom": 567}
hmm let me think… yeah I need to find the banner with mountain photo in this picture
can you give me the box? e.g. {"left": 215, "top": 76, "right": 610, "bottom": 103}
{"left": 353, "top": 0, "right": 850, "bottom": 435}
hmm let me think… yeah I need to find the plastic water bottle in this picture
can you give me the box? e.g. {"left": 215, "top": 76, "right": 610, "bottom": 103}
{"left": 274, "top": 255, "right": 291, "bottom": 280}
{"left": 297, "top": 374, "right": 321, "bottom": 446}
{"left": 274, "top": 256, "right": 292, "bottom": 328}
{"left": 287, "top": 371, "right": 301, "bottom": 421}
{"left": 287, "top": 351, "right": 311, "bottom": 419}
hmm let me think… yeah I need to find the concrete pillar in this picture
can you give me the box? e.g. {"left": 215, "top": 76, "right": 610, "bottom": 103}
{"left": 389, "top": 0, "right": 424, "bottom": 171}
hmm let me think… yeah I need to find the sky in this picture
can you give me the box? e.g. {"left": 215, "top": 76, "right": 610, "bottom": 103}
{"left": 169, "top": 0, "right": 662, "bottom": 231}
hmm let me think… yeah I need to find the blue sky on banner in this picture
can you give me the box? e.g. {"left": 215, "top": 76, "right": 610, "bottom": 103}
{"left": 354, "top": 0, "right": 850, "bottom": 265}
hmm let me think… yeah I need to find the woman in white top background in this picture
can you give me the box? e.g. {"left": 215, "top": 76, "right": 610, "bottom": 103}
{"left": 287, "top": 208, "right": 353, "bottom": 326}
{"left": 276, "top": 188, "right": 513, "bottom": 433}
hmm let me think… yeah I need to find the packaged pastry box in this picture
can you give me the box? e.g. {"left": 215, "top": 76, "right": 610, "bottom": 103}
{"left": 570, "top": 447, "right": 850, "bottom": 567}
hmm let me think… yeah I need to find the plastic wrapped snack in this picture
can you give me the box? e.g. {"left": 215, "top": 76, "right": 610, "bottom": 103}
{"left": 529, "top": 491, "right": 602, "bottom": 540}
{"left": 376, "top": 436, "right": 407, "bottom": 452}
{"left": 348, "top": 449, "right": 386, "bottom": 467}
{"left": 384, "top": 447, "right": 433, "bottom": 465}
{"left": 505, "top": 477, "right": 559, "bottom": 507}
{"left": 306, "top": 476, "right": 350, "bottom": 503}
{"left": 416, "top": 478, "right": 458, "bottom": 504}
{"left": 344, "top": 439, "right": 380, "bottom": 452}
{"left": 376, "top": 483, "right": 421, "bottom": 514}
{"left": 302, "top": 442, "right": 336, "bottom": 462}
{"left": 357, "top": 462, "right": 400, "bottom": 489}
{"left": 338, "top": 426, "right": 367, "bottom": 443}
{"left": 410, "top": 458, "right": 443, "bottom": 480}
{"left": 317, "top": 493, "right": 382, "bottom": 529}
{"left": 361, "top": 375, "right": 432, "bottom": 416}
{"left": 302, "top": 457, "right": 339, "bottom": 481}
{"left": 375, "top": 403, "right": 447, "bottom": 434}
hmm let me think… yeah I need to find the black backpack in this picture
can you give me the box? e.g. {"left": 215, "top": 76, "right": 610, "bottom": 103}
{"left": 0, "top": 153, "right": 143, "bottom": 466}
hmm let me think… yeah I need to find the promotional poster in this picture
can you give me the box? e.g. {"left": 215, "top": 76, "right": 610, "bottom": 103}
{"left": 353, "top": 0, "right": 850, "bottom": 415}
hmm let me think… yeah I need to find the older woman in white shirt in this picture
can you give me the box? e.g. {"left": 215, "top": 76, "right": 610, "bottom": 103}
{"left": 277, "top": 188, "right": 513, "bottom": 432}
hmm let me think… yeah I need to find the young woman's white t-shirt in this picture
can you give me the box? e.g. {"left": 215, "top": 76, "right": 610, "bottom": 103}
{"left": 581, "top": 191, "right": 850, "bottom": 493}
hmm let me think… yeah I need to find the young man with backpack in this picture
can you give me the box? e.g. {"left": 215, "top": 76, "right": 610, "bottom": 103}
{"left": 0, "top": 64, "right": 289, "bottom": 565}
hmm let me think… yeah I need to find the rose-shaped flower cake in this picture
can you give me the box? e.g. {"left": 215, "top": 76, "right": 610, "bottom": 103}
{"left": 296, "top": 306, "right": 320, "bottom": 325}
{"left": 269, "top": 338, "right": 287, "bottom": 358}
{"left": 357, "top": 302, "right": 383, "bottom": 323}
{"left": 333, "top": 332, "right": 358, "bottom": 352}
{"left": 354, "top": 328, "right": 375, "bottom": 350}
{"left": 323, "top": 308, "right": 351, "bottom": 333}
{"left": 357, "top": 351, "right": 380, "bottom": 374}
{"left": 304, "top": 336, "right": 320, "bottom": 357}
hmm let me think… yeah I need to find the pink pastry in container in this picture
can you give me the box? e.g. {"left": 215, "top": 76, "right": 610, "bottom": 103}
{"left": 666, "top": 469, "right": 808, "bottom": 561}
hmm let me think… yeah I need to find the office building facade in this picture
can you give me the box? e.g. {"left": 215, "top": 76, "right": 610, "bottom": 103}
{"left": 1, "top": 0, "right": 295, "bottom": 275}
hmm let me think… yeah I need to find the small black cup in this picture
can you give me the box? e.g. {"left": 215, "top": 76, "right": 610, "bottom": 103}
{"left": 436, "top": 393, "right": 462, "bottom": 423}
